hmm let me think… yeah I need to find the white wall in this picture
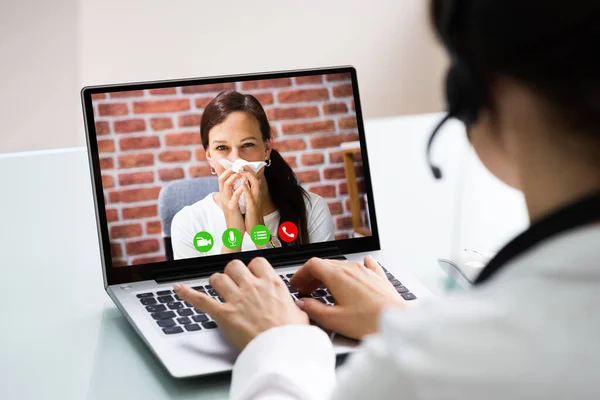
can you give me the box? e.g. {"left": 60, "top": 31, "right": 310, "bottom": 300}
{"left": 0, "top": 0, "right": 79, "bottom": 153}
{"left": 0, "top": 0, "right": 447, "bottom": 153}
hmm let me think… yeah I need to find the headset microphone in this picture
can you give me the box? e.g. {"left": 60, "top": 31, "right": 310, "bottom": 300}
{"left": 426, "top": 114, "right": 451, "bottom": 180}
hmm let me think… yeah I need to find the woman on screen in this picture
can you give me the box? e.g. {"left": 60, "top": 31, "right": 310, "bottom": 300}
{"left": 171, "top": 90, "right": 335, "bottom": 259}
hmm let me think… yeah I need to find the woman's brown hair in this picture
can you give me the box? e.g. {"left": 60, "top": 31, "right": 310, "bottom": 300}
{"left": 200, "top": 90, "right": 310, "bottom": 245}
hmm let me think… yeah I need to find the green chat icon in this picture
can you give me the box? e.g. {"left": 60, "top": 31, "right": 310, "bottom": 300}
{"left": 193, "top": 231, "right": 214, "bottom": 253}
{"left": 250, "top": 224, "right": 270, "bottom": 246}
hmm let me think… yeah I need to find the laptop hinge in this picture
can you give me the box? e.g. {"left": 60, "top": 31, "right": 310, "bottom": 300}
{"left": 153, "top": 246, "right": 346, "bottom": 284}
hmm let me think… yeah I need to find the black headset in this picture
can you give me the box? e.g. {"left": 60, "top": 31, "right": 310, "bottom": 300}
{"left": 426, "top": 0, "right": 486, "bottom": 179}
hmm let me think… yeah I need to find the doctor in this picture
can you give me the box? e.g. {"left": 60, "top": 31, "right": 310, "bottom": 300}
{"left": 175, "top": 0, "right": 600, "bottom": 399}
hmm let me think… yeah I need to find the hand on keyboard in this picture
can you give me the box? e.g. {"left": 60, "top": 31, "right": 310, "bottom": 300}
{"left": 173, "top": 257, "right": 309, "bottom": 352}
{"left": 290, "top": 255, "right": 406, "bottom": 340}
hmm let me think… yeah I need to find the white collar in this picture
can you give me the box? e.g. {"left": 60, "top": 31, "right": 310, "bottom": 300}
{"left": 475, "top": 191, "right": 600, "bottom": 285}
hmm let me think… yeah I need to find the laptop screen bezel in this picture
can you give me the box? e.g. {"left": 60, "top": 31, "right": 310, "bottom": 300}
{"left": 81, "top": 65, "right": 381, "bottom": 287}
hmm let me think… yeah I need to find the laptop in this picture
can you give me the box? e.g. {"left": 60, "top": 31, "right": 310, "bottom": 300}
{"left": 81, "top": 65, "right": 433, "bottom": 378}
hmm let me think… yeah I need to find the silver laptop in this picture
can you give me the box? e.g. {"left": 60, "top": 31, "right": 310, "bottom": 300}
{"left": 81, "top": 65, "right": 432, "bottom": 378}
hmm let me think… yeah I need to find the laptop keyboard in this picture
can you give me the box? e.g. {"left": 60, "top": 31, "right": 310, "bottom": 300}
{"left": 137, "top": 264, "right": 416, "bottom": 335}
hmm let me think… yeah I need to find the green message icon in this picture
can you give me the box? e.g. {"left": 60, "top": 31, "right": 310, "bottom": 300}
{"left": 222, "top": 228, "right": 243, "bottom": 249}
{"left": 250, "top": 224, "right": 271, "bottom": 246}
{"left": 193, "top": 231, "right": 214, "bottom": 253}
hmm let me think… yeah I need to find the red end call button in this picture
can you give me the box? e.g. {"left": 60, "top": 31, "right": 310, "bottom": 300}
{"left": 278, "top": 221, "right": 298, "bottom": 243}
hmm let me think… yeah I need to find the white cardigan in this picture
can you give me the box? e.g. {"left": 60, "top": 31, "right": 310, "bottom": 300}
{"left": 230, "top": 223, "right": 600, "bottom": 400}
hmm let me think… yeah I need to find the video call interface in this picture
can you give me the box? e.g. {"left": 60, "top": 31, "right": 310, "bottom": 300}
{"left": 91, "top": 72, "right": 372, "bottom": 267}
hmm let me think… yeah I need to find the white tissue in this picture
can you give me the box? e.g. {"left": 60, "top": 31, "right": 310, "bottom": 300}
{"left": 218, "top": 159, "right": 267, "bottom": 174}
{"left": 217, "top": 159, "right": 267, "bottom": 214}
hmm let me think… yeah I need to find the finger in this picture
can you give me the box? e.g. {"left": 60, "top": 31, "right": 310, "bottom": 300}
{"left": 364, "top": 255, "right": 387, "bottom": 279}
{"left": 247, "top": 257, "right": 278, "bottom": 280}
{"left": 220, "top": 173, "right": 238, "bottom": 200}
{"left": 290, "top": 257, "right": 335, "bottom": 295}
{"left": 218, "top": 168, "right": 236, "bottom": 190}
{"left": 231, "top": 183, "right": 244, "bottom": 206}
{"left": 296, "top": 297, "right": 341, "bottom": 331}
{"left": 224, "top": 172, "right": 241, "bottom": 192}
{"left": 209, "top": 272, "right": 241, "bottom": 300}
{"left": 239, "top": 170, "right": 261, "bottom": 200}
{"left": 174, "top": 283, "right": 222, "bottom": 315}
{"left": 251, "top": 177, "right": 262, "bottom": 198}
{"left": 238, "top": 166, "right": 258, "bottom": 181}
{"left": 240, "top": 179, "right": 256, "bottom": 208}
{"left": 224, "top": 259, "right": 255, "bottom": 287}
{"left": 241, "top": 165, "right": 258, "bottom": 176}
{"left": 239, "top": 169, "right": 260, "bottom": 188}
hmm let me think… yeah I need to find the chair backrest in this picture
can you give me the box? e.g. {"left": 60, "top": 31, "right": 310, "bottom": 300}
{"left": 158, "top": 176, "right": 219, "bottom": 260}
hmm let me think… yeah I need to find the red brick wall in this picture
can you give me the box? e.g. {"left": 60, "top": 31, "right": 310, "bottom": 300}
{"left": 92, "top": 72, "right": 367, "bottom": 267}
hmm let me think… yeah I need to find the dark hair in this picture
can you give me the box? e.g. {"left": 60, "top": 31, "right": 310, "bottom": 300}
{"left": 200, "top": 90, "right": 310, "bottom": 245}
{"left": 430, "top": 0, "right": 600, "bottom": 138}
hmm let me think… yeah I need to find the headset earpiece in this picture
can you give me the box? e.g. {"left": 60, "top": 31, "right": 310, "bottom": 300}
{"left": 426, "top": 0, "right": 485, "bottom": 179}
{"left": 445, "top": 58, "right": 481, "bottom": 126}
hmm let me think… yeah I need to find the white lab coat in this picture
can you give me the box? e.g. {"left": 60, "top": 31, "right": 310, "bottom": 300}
{"left": 230, "top": 223, "right": 600, "bottom": 399}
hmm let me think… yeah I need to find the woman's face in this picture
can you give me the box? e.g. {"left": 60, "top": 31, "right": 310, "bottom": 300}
{"left": 205, "top": 111, "right": 272, "bottom": 177}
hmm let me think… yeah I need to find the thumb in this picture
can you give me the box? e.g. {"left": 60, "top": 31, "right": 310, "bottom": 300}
{"left": 297, "top": 298, "right": 340, "bottom": 330}
{"left": 364, "top": 255, "right": 387, "bottom": 279}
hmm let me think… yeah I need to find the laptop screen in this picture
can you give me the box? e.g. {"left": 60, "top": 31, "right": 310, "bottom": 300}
{"left": 84, "top": 67, "right": 377, "bottom": 270}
